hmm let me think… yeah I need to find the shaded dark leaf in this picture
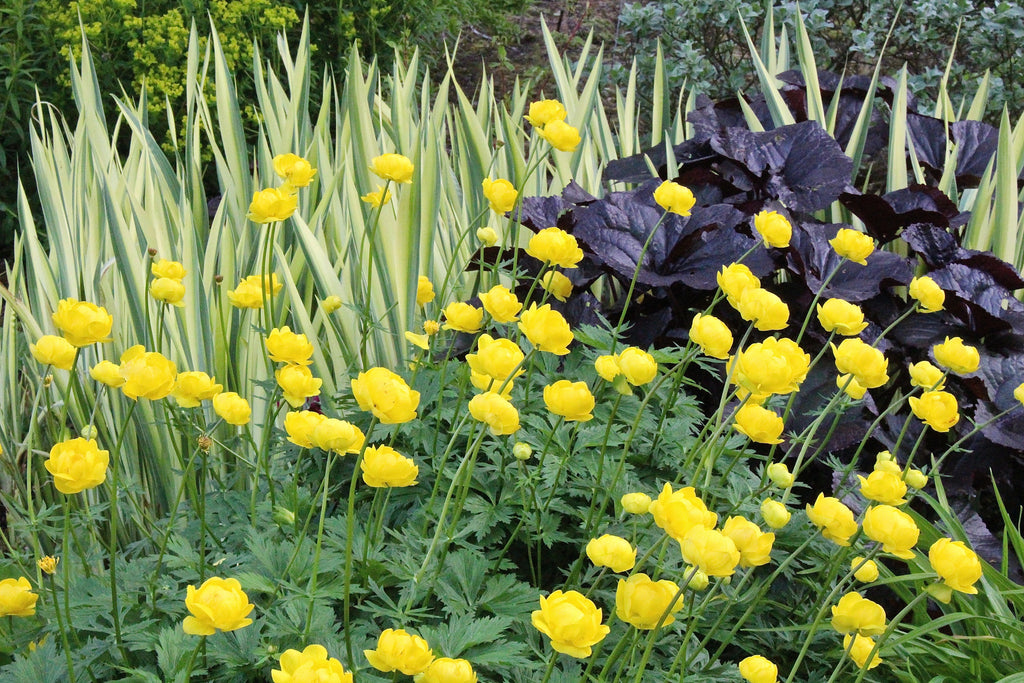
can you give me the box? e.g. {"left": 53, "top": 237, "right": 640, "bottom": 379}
{"left": 901, "top": 224, "right": 963, "bottom": 267}
{"left": 950, "top": 120, "right": 999, "bottom": 185}
{"left": 710, "top": 122, "right": 853, "bottom": 212}
{"left": 602, "top": 137, "right": 717, "bottom": 185}
{"left": 906, "top": 112, "right": 949, "bottom": 172}
{"left": 786, "top": 222, "right": 913, "bottom": 301}
{"left": 840, "top": 184, "right": 963, "bottom": 243}
{"left": 929, "top": 263, "right": 1024, "bottom": 335}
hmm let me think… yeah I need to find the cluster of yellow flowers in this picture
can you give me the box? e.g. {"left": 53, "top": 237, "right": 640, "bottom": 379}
{"left": 247, "top": 153, "right": 317, "bottom": 223}
{"left": 524, "top": 99, "right": 581, "bottom": 152}
{"left": 365, "top": 628, "right": 477, "bottom": 682}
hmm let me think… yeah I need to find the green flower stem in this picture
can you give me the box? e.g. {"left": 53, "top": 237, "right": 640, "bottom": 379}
{"left": 871, "top": 302, "right": 920, "bottom": 347}
{"left": 154, "top": 303, "right": 166, "bottom": 355}
{"left": 580, "top": 392, "right": 624, "bottom": 531}
{"left": 540, "top": 420, "right": 582, "bottom": 511}
{"left": 54, "top": 501, "right": 76, "bottom": 683}
{"left": 793, "top": 258, "right": 847, "bottom": 347}
{"left": 538, "top": 650, "right": 559, "bottom": 683}
{"left": 823, "top": 635, "right": 856, "bottom": 683}
{"left": 647, "top": 350, "right": 700, "bottom": 454}
{"left": 629, "top": 578, "right": 689, "bottom": 683}
{"left": 148, "top": 440, "right": 205, "bottom": 604}
{"left": 597, "top": 629, "right": 640, "bottom": 683}
{"left": 22, "top": 366, "right": 53, "bottom": 566}
{"left": 850, "top": 590, "right": 931, "bottom": 683}
{"left": 669, "top": 576, "right": 726, "bottom": 677}
{"left": 303, "top": 449, "right": 339, "bottom": 644}
{"left": 507, "top": 154, "right": 549, "bottom": 282}
{"left": 106, "top": 399, "right": 137, "bottom": 661}
{"left": 343, "top": 417, "right": 378, "bottom": 665}
{"left": 420, "top": 410, "right": 477, "bottom": 537}
{"left": 259, "top": 221, "right": 281, "bottom": 334}
{"left": 181, "top": 637, "right": 205, "bottom": 681}
{"left": 250, "top": 395, "right": 283, "bottom": 518}
{"left": 609, "top": 211, "right": 669, "bottom": 355}
{"left": 359, "top": 179, "right": 391, "bottom": 370}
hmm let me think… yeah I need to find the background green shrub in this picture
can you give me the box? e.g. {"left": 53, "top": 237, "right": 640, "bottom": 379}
{"left": 613, "top": 0, "right": 1024, "bottom": 119}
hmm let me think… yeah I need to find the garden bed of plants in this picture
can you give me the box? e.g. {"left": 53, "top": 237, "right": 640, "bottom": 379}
{"left": 1, "top": 9, "right": 1024, "bottom": 683}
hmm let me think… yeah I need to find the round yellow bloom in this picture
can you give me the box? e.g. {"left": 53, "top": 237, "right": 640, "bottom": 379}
{"left": 90, "top": 360, "right": 125, "bottom": 387}
{"left": 361, "top": 185, "right": 392, "bottom": 208}
{"left": 266, "top": 327, "right": 315, "bottom": 366}
{"left": 322, "top": 295, "right": 343, "bottom": 314}
{"left": 543, "top": 380, "right": 595, "bottom": 422}
{"left": 908, "top": 360, "right": 945, "bottom": 390}
{"left": 361, "top": 446, "right": 419, "bottom": 488}
{"left": 481, "top": 177, "right": 518, "bottom": 214}
{"left": 586, "top": 534, "right": 636, "bottom": 572}
{"left": 476, "top": 226, "right": 499, "bottom": 247}
{"left": 470, "top": 371, "right": 514, "bottom": 398}
{"left": 618, "top": 347, "right": 658, "bottom": 386}
{"left": 806, "top": 494, "right": 858, "bottom": 546}
{"left": 681, "top": 526, "right": 741, "bottom": 577}
{"left": 722, "top": 516, "right": 775, "bottom": 568}
{"left": 213, "top": 392, "right": 251, "bottom": 426}
{"left": 689, "top": 313, "right": 733, "bottom": 359}
{"left": 275, "top": 364, "right": 322, "bottom": 408}
{"left": 247, "top": 186, "right": 298, "bottom": 223}
{"left": 44, "top": 437, "right": 109, "bottom": 494}
{"left": 524, "top": 99, "right": 567, "bottom": 127}
{"left": 149, "top": 278, "right": 186, "bottom": 307}
{"left": 844, "top": 634, "right": 883, "bottom": 670}
{"left": 817, "top": 299, "right": 867, "bottom": 336}
{"left": 30, "top": 335, "right": 77, "bottom": 370}
{"left": 760, "top": 499, "right": 791, "bottom": 529}
{"left": 621, "top": 492, "right": 652, "bottom": 514}
{"left": 513, "top": 442, "right": 532, "bottom": 461}
{"left": 851, "top": 557, "right": 879, "bottom": 583}
{"left": 718, "top": 263, "right": 760, "bottom": 307}
{"left": 182, "top": 577, "right": 254, "bottom": 635}
{"left": 532, "top": 590, "right": 609, "bottom": 658}
{"left": 753, "top": 210, "right": 791, "bottom": 248}
{"left": 468, "top": 392, "right": 520, "bottom": 435}
{"left": 526, "top": 227, "right": 584, "bottom": 268}
{"left": 172, "top": 371, "right": 223, "bottom": 408}
{"left": 416, "top": 276, "right": 435, "bottom": 306}
{"left": 152, "top": 259, "right": 186, "bottom": 280}
{"left": 829, "top": 228, "right": 874, "bottom": 264}
{"left": 594, "top": 354, "right": 622, "bottom": 381}
{"left": 284, "top": 410, "right": 327, "bottom": 448}
{"left": 529, "top": 271, "right": 569, "bottom": 304}
{"left": 272, "top": 153, "right": 317, "bottom": 188}
{"left": 313, "top": 419, "right": 364, "bottom": 454}
{"left": 615, "top": 573, "right": 684, "bottom": 630}
{"left": 536, "top": 119, "right": 581, "bottom": 152}
{"left": 653, "top": 180, "right": 697, "bottom": 216}
{"left": 858, "top": 469, "right": 908, "bottom": 506}
{"left": 518, "top": 303, "right": 573, "bottom": 355}
{"left": 351, "top": 367, "right": 420, "bottom": 424}
{"left": 119, "top": 345, "right": 177, "bottom": 400}
{"left": 733, "top": 404, "right": 784, "bottom": 444}
{"left": 227, "top": 274, "right": 282, "bottom": 309}
{"left": 863, "top": 505, "right": 919, "bottom": 559}
{"left": 0, "top": 577, "right": 37, "bottom": 617}
{"left": 766, "top": 463, "right": 794, "bottom": 488}
{"left": 908, "top": 390, "right": 959, "bottom": 432}
{"left": 364, "top": 628, "right": 434, "bottom": 675}
{"left": 442, "top": 302, "right": 483, "bottom": 333}
{"left": 832, "top": 338, "right": 888, "bottom": 389}
{"left": 739, "top": 655, "right": 779, "bottom": 683}
{"left": 831, "top": 591, "right": 886, "bottom": 636}
{"left": 479, "top": 284, "right": 522, "bottom": 323}
{"left": 909, "top": 275, "right": 944, "bottom": 312}
{"left": 738, "top": 288, "right": 789, "bottom": 331}
{"left": 932, "top": 336, "right": 979, "bottom": 375}
{"left": 369, "top": 153, "right": 414, "bottom": 183}
{"left": 904, "top": 468, "right": 928, "bottom": 490}
{"left": 272, "top": 644, "right": 352, "bottom": 683}
{"left": 415, "top": 658, "right": 477, "bottom": 683}
{"left": 52, "top": 298, "right": 113, "bottom": 347}
{"left": 929, "top": 538, "right": 982, "bottom": 595}
{"left": 650, "top": 483, "right": 718, "bottom": 542}
{"left": 731, "top": 337, "right": 811, "bottom": 396}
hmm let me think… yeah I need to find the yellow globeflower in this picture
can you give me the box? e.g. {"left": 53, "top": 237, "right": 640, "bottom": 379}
{"left": 0, "top": 577, "right": 38, "bottom": 617}
{"left": 851, "top": 556, "right": 879, "bottom": 583}
{"left": 364, "top": 628, "right": 434, "bottom": 675}
{"left": 524, "top": 99, "right": 567, "bottom": 127}
{"left": 649, "top": 483, "right": 717, "bottom": 543}
{"left": 466, "top": 334, "right": 524, "bottom": 382}
{"left": 30, "top": 335, "right": 77, "bottom": 370}
{"left": 721, "top": 516, "right": 775, "bottom": 568}
{"left": 416, "top": 276, "right": 435, "bottom": 306}
{"left": 621, "top": 492, "right": 652, "bottom": 514}
{"left": 718, "top": 263, "right": 760, "bottom": 308}
{"left": 442, "top": 302, "right": 483, "bottom": 333}
{"left": 680, "top": 526, "right": 741, "bottom": 577}
{"left": 536, "top": 119, "right": 581, "bottom": 152}
{"left": 753, "top": 210, "right": 791, "bottom": 248}
{"left": 247, "top": 187, "right": 298, "bottom": 223}
{"left": 476, "top": 226, "right": 499, "bottom": 247}
{"left": 816, "top": 298, "right": 867, "bottom": 336}
{"left": 361, "top": 446, "right": 419, "bottom": 488}
{"left": 369, "top": 153, "right": 414, "bottom": 184}
{"left": 468, "top": 392, "right": 520, "bottom": 435}
{"left": 265, "top": 327, "right": 315, "bottom": 366}
{"left": 275, "top": 364, "right": 322, "bottom": 409}
{"left": 739, "top": 655, "right": 778, "bottom": 683}
{"left": 862, "top": 505, "right": 919, "bottom": 559}
{"left": 733, "top": 404, "right": 784, "bottom": 444}
{"left": 908, "top": 390, "right": 959, "bottom": 432}
{"left": 171, "top": 371, "right": 223, "bottom": 408}
{"left": 526, "top": 227, "right": 584, "bottom": 268}
{"left": 272, "top": 153, "right": 317, "bottom": 188}
{"left": 738, "top": 288, "right": 790, "bottom": 331}
{"left": 830, "top": 591, "right": 886, "bottom": 636}
{"left": 932, "top": 336, "right": 979, "bottom": 375}
{"left": 481, "top": 177, "right": 518, "bottom": 214}
{"left": 731, "top": 337, "right": 810, "bottom": 396}
{"left": 361, "top": 185, "right": 392, "bottom": 208}
{"left": 858, "top": 470, "right": 907, "bottom": 506}
{"left": 416, "top": 658, "right": 477, "bottom": 683}
{"left": 653, "top": 180, "right": 696, "bottom": 216}
{"left": 831, "top": 338, "right": 888, "bottom": 389}
{"left": 351, "top": 367, "right": 420, "bottom": 424}
{"left": 91, "top": 360, "right": 125, "bottom": 387}
{"left": 586, "top": 534, "right": 636, "bottom": 572}
{"left": 829, "top": 228, "right": 874, "bottom": 264}
{"left": 760, "top": 499, "right": 791, "bottom": 529}
{"left": 518, "top": 304, "right": 573, "bottom": 355}
{"left": 909, "top": 275, "right": 944, "bottom": 312}
{"left": 615, "top": 573, "right": 685, "bottom": 630}
{"left": 151, "top": 259, "right": 186, "bottom": 280}
{"left": 272, "top": 644, "right": 352, "bottom": 683}
{"left": 689, "top": 313, "right": 733, "bottom": 359}
{"left": 284, "top": 410, "right": 327, "bottom": 448}
{"left": 618, "top": 347, "right": 658, "bottom": 386}
{"left": 150, "top": 278, "right": 186, "bottom": 307}
{"left": 531, "top": 590, "right": 609, "bottom": 658}
{"left": 44, "top": 438, "right": 109, "bottom": 494}
{"left": 182, "top": 577, "right": 254, "bottom": 635}
{"left": 543, "top": 380, "right": 595, "bottom": 421}
{"left": 844, "top": 633, "right": 882, "bottom": 670}
{"left": 119, "top": 345, "right": 177, "bottom": 400}
{"left": 478, "top": 284, "right": 522, "bottom": 323}
{"left": 928, "top": 538, "right": 982, "bottom": 595}
{"left": 908, "top": 360, "right": 945, "bottom": 390}
{"left": 227, "top": 274, "right": 282, "bottom": 309}
{"left": 213, "top": 392, "right": 251, "bottom": 426}
{"left": 540, "top": 270, "right": 573, "bottom": 301}
{"left": 312, "top": 419, "right": 364, "bottom": 455}
{"left": 52, "top": 298, "right": 113, "bottom": 347}
{"left": 806, "top": 494, "right": 858, "bottom": 546}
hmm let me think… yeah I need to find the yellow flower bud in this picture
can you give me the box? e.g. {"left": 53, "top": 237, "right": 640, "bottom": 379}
{"left": 908, "top": 360, "right": 945, "bottom": 390}
{"left": 620, "top": 492, "right": 652, "bottom": 514}
{"left": 30, "top": 335, "right": 77, "bottom": 370}
{"left": 909, "top": 275, "right": 944, "bottom": 312}
{"left": 851, "top": 556, "right": 879, "bottom": 583}
{"left": 753, "top": 210, "right": 791, "bottom": 248}
{"left": 247, "top": 186, "right": 298, "bottom": 223}
{"left": 476, "top": 226, "right": 499, "bottom": 247}
{"left": 481, "top": 177, "right": 518, "bottom": 214}
{"left": 182, "top": 577, "right": 254, "bottom": 635}
{"left": 689, "top": 313, "right": 733, "bottom": 359}
{"left": 653, "top": 180, "right": 696, "bottom": 216}
{"left": 416, "top": 276, "right": 436, "bottom": 306}
{"left": 829, "top": 228, "right": 874, "bottom": 265}
{"left": 321, "top": 295, "right": 343, "bottom": 313}
{"left": 904, "top": 468, "right": 928, "bottom": 490}
{"left": 932, "top": 336, "right": 979, "bottom": 375}
{"left": 526, "top": 227, "right": 584, "bottom": 268}
{"left": 585, "top": 534, "right": 636, "bottom": 572}
{"left": 369, "top": 153, "right": 414, "bottom": 183}
{"left": 760, "top": 499, "right": 791, "bottom": 529}
{"left": 766, "top": 463, "right": 794, "bottom": 488}
{"left": 361, "top": 445, "right": 419, "bottom": 487}
{"left": 738, "top": 654, "right": 779, "bottom": 683}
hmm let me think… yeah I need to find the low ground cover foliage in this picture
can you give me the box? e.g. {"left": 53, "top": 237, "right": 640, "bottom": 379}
{"left": 1, "top": 14, "right": 1024, "bottom": 683}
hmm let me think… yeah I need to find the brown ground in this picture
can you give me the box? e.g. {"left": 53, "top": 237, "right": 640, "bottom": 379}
{"left": 450, "top": 0, "right": 628, "bottom": 100}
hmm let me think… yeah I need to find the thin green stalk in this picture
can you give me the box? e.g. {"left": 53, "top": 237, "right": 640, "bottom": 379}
{"left": 53, "top": 502, "right": 76, "bottom": 683}
{"left": 106, "top": 400, "right": 137, "bottom": 661}
{"left": 303, "top": 449, "right": 338, "bottom": 643}
{"left": 343, "top": 418, "right": 379, "bottom": 666}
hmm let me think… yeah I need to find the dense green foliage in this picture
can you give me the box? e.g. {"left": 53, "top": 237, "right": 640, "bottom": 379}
{"left": 613, "top": 0, "right": 1024, "bottom": 118}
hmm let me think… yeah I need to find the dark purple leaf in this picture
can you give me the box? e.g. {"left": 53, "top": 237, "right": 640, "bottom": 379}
{"left": 901, "top": 224, "right": 963, "bottom": 267}
{"left": 709, "top": 122, "right": 853, "bottom": 212}
{"left": 786, "top": 222, "right": 913, "bottom": 301}
{"left": 951, "top": 120, "right": 999, "bottom": 185}
{"left": 839, "top": 184, "right": 964, "bottom": 243}
{"left": 906, "top": 112, "right": 949, "bottom": 172}
{"left": 929, "top": 263, "right": 1024, "bottom": 334}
